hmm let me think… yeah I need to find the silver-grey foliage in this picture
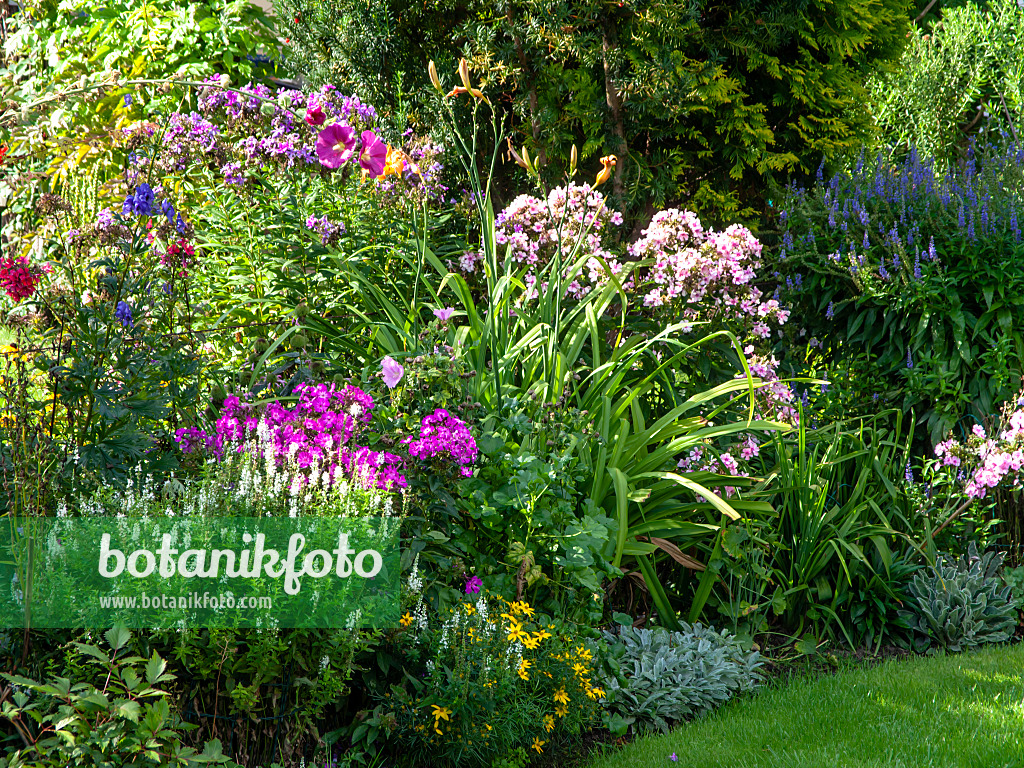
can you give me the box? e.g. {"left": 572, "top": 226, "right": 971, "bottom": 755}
{"left": 902, "top": 543, "right": 1018, "bottom": 653}
{"left": 598, "top": 623, "right": 762, "bottom": 734}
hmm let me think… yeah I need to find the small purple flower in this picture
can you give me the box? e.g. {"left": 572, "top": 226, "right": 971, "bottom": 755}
{"left": 359, "top": 130, "right": 387, "bottom": 176}
{"left": 124, "top": 93, "right": 132, "bottom": 108}
{"left": 669, "top": 755, "right": 678, "bottom": 763}
{"left": 316, "top": 124, "right": 356, "bottom": 168}
{"left": 906, "top": 347, "right": 913, "bottom": 369}
{"left": 825, "top": 301, "right": 834, "bottom": 320}
{"left": 465, "top": 575, "right": 483, "bottom": 594}
{"left": 905, "top": 460, "right": 914, "bottom": 483}
{"left": 433, "top": 307, "right": 455, "bottom": 323}
{"left": 381, "top": 356, "right": 404, "bottom": 389}
{"left": 114, "top": 301, "right": 133, "bottom": 328}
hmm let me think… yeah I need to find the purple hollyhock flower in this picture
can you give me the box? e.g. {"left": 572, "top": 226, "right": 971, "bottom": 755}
{"left": 433, "top": 307, "right": 455, "bottom": 322}
{"left": 380, "top": 356, "right": 404, "bottom": 389}
{"left": 316, "top": 124, "right": 356, "bottom": 168}
{"left": 465, "top": 575, "right": 482, "bottom": 594}
{"left": 359, "top": 130, "right": 387, "bottom": 176}
{"left": 305, "top": 104, "right": 325, "bottom": 126}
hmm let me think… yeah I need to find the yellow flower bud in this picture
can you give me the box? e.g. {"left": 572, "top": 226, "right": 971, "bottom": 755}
{"left": 570, "top": 144, "right": 578, "bottom": 176}
{"left": 428, "top": 60, "right": 442, "bottom": 92}
{"left": 458, "top": 58, "right": 473, "bottom": 92}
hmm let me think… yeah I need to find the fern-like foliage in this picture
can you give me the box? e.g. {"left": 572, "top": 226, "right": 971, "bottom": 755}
{"left": 598, "top": 623, "right": 762, "bottom": 734}
{"left": 902, "top": 542, "right": 1018, "bottom": 653}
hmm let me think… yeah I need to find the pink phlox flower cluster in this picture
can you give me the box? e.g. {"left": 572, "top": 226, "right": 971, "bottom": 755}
{"left": 675, "top": 445, "right": 750, "bottom": 499}
{"left": 404, "top": 408, "right": 478, "bottom": 477}
{"left": 631, "top": 210, "right": 789, "bottom": 336}
{"left": 464, "top": 183, "right": 623, "bottom": 299}
{"left": 933, "top": 397, "right": 1024, "bottom": 500}
{"left": 738, "top": 352, "right": 798, "bottom": 424}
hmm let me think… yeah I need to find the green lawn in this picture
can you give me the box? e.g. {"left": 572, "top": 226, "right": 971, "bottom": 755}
{"left": 586, "top": 644, "right": 1024, "bottom": 768}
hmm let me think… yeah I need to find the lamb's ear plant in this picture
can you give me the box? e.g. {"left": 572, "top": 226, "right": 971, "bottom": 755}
{"left": 597, "top": 622, "right": 762, "bottom": 735}
{"left": 901, "top": 541, "right": 1018, "bottom": 653}
{"left": 0, "top": 626, "right": 233, "bottom": 768}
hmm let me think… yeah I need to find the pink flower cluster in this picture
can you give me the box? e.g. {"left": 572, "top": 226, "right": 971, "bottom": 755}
{"left": 0, "top": 254, "right": 42, "bottom": 303}
{"left": 404, "top": 408, "right": 478, "bottom": 478}
{"left": 461, "top": 183, "right": 625, "bottom": 300}
{"left": 175, "top": 383, "right": 407, "bottom": 490}
{"left": 742, "top": 349, "right": 799, "bottom": 424}
{"left": 630, "top": 210, "right": 789, "bottom": 338}
{"left": 934, "top": 404, "right": 1024, "bottom": 500}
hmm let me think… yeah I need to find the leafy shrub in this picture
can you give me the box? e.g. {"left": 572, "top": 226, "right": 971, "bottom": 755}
{"left": 275, "top": 0, "right": 913, "bottom": 221}
{"left": 774, "top": 142, "right": 1024, "bottom": 443}
{"left": 836, "top": 549, "right": 920, "bottom": 653}
{"left": 0, "top": 627, "right": 230, "bottom": 768}
{"left": 902, "top": 542, "right": 1018, "bottom": 653}
{"left": 597, "top": 623, "right": 761, "bottom": 735}
{"left": 868, "top": 0, "right": 1024, "bottom": 165}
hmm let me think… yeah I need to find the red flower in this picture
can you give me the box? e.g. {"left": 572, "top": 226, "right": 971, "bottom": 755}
{"left": 0, "top": 144, "right": 8, "bottom": 165}
{"left": 0, "top": 256, "right": 42, "bottom": 303}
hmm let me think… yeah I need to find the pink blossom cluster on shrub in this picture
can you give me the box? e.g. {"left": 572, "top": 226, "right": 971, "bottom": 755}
{"left": 630, "top": 209, "right": 789, "bottom": 338}
{"left": 460, "top": 182, "right": 625, "bottom": 300}
{"left": 175, "top": 383, "right": 408, "bottom": 490}
{"left": 934, "top": 398, "right": 1024, "bottom": 500}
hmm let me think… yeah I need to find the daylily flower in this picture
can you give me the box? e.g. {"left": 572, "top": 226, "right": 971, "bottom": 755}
{"left": 380, "top": 356, "right": 404, "bottom": 389}
{"left": 433, "top": 307, "right": 455, "bottom": 322}
{"left": 305, "top": 104, "right": 325, "bottom": 126}
{"left": 316, "top": 124, "right": 356, "bottom": 168}
{"left": 359, "top": 130, "right": 388, "bottom": 177}
{"left": 377, "top": 147, "right": 406, "bottom": 179}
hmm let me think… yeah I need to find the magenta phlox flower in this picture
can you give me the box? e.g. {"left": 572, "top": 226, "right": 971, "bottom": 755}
{"left": 465, "top": 575, "right": 483, "bottom": 594}
{"left": 381, "top": 356, "right": 405, "bottom": 389}
{"left": 359, "top": 130, "right": 388, "bottom": 176}
{"left": 405, "top": 409, "right": 478, "bottom": 477}
{"left": 316, "top": 123, "right": 357, "bottom": 168}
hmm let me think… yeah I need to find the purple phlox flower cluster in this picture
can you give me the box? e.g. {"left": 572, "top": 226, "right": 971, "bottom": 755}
{"left": 195, "top": 79, "right": 378, "bottom": 180}
{"left": 632, "top": 210, "right": 789, "bottom": 338}
{"left": 305, "top": 214, "right": 345, "bottom": 246}
{"left": 463, "top": 183, "right": 624, "bottom": 300}
{"left": 174, "top": 384, "right": 408, "bottom": 491}
{"left": 465, "top": 575, "right": 483, "bottom": 594}
{"left": 370, "top": 138, "right": 450, "bottom": 206}
{"left": 404, "top": 408, "right": 478, "bottom": 478}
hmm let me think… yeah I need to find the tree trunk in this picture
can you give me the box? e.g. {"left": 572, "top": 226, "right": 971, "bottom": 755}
{"left": 602, "top": 14, "right": 628, "bottom": 202}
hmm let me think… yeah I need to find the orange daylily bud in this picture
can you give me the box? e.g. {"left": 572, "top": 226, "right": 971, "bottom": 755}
{"left": 446, "top": 86, "right": 469, "bottom": 98}
{"left": 428, "top": 60, "right": 442, "bottom": 92}
{"left": 458, "top": 58, "right": 472, "bottom": 92}
{"left": 595, "top": 155, "right": 617, "bottom": 187}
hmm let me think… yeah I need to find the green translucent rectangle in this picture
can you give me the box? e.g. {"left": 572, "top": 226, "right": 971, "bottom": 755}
{"left": 0, "top": 516, "right": 399, "bottom": 629}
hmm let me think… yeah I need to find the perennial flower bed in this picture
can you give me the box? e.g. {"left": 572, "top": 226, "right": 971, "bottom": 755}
{"left": 1, "top": 3, "right": 1024, "bottom": 767}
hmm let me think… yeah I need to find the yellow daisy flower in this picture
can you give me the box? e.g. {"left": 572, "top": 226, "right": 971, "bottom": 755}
{"left": 553, "top": 687, "right": 570, "bottom": 705}
{"left": 531, "top": 737, "right": 546, "bottom": 754}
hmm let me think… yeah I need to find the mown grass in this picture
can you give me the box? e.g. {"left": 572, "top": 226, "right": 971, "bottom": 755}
{"left": 587, "top": 643, "right": 1024, "bottom": 768}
